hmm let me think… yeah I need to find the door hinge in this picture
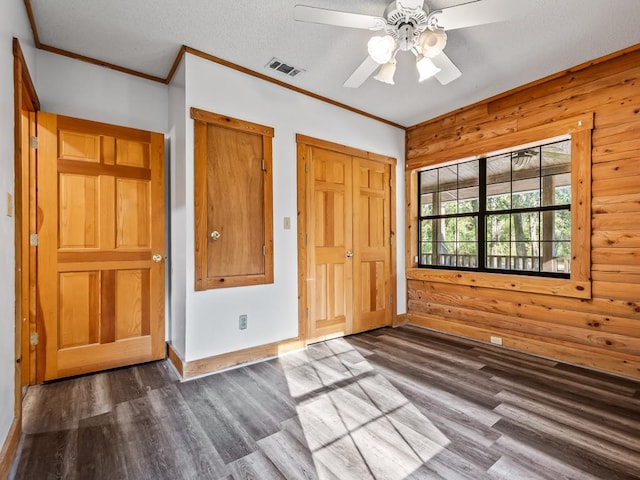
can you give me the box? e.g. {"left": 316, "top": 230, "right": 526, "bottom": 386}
{"left": 261, "top": 159, "right": 266, "bottom": 172}
{"left": 262, "top": 244, "right": 266, "bottom": 256}
{"left": 29, "top": 136, "right": 38, "bottom": 149}
{"left": 29, "top": 233, "right": 38, "bottom": 246}
{"left": 30, "top": 332, "right": 39, "bottom": 346}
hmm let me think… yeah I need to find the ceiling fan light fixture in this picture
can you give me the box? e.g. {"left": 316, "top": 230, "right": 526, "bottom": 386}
{"left": 367, "top": 35, "right": 396, "bottom": 64}
{"left": 374, "top": 60, "right": 397, "bottom": 85}
{"left": 419, "top": 28, "right": 447, "bottom": 58}
{"left": 416, "top": 55, "right": 441, "bottom": 82}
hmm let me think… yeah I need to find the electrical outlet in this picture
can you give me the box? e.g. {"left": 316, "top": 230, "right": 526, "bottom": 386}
{"left": 490, "top": 336, "right": 503, "bottom": 346}
{"left": 239, "top": 314, "right": 248, "bottom": 330}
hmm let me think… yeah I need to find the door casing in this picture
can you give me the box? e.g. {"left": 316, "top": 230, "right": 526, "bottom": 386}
{"left": 3, "top": 38, "right": 40, "bottom": 479}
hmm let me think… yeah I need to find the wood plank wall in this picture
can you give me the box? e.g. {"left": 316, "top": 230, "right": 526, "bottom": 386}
{"left": 404, "top": 47, "right": 640, "bottom": 380}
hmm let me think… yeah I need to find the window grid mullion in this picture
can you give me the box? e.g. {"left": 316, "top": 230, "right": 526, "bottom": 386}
{"left": 478, "top": 158, "right": 487, "bottom": 271}
{"left": 417, "top": 138, "right": 570, "bottom": 278}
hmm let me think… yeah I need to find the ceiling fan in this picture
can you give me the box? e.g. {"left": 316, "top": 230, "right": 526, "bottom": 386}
{"left": 294, "top": 0, "right": 517, "bottom": 87}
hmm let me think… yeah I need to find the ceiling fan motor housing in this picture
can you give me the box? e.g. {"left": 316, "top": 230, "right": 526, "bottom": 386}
{"left": 383, "top": 0, "right": 430, "bottom": 51}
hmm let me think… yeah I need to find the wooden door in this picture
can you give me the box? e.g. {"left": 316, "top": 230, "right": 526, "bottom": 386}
{"left": 207, "top": 127, "right": 265, "bottom": 279}
{"left": 299, "top": 136, "right": 395, "bottom": 344}
{"left": 307, "top": 147, "right": 354, "bottom": 342}
{"left": 192, "top": 108, "right": 274, "bottom": 290}
{"left": 37, "top": 113, "right": 165, "bottom": 381}
{"left": 352, "top": 158, "right": 393, "bottom": 332}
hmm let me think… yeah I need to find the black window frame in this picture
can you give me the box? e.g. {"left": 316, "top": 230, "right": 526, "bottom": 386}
{"left": 417, "top": 140, "right": 571, "bottom": 279}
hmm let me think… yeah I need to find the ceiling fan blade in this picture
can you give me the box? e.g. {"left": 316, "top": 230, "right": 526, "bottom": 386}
{"left": 343, "top": 56, "right": 380, "bottom": 88}
{"left": 294, "top": 5, "right": 386, "bottom": 30}
{"left": 431, "top": 52, "right": 462, "bottom": 85}
{"left": 432, "top": 0, "right": 520, "bottom": 31}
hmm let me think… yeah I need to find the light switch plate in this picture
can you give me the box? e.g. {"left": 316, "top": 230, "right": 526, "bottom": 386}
{"left": 6, "top": 193, "right": 13, "bottom": 217}
{"left": 284, "top": 217, "right": 291, "bottom": 230}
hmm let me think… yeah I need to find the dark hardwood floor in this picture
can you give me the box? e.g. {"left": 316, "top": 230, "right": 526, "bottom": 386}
{"left": 12, "top": 325, "right": 640, "bottom": 479}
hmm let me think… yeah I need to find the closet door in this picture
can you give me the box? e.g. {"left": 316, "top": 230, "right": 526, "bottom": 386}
{"left": 352, "top": 158, "right": 393, "bottom": 333}
{"left": 306, "top": 146, "right": 354, "bottom": 342}
{"left": 298, "top": 136, "right": 395, "bottom": 344}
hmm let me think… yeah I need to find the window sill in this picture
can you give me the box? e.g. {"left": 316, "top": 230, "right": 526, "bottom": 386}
{"left": 406, "top": 268, "right": 591, "bottom": 299}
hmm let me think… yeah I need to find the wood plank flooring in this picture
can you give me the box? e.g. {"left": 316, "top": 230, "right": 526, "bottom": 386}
{"left": 12, "top": 325, "right": 640, "bottom": 479}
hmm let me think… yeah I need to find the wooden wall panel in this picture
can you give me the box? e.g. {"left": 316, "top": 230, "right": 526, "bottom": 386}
{"left": 406, "top": 46, "right": 640, "bottom": 379}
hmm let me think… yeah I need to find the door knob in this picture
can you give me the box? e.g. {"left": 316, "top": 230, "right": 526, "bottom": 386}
{"left": 211, "top": 230, "right": 221, "bottom": 240}
{"left": 152, "top": 254, "right": 163, "bottom": 263}
{"left": 346, "top": 250, "right": 354, "bottom": 258}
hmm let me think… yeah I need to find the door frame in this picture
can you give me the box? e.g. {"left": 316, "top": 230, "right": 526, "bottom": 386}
{"left": 296, "top": 133, "right": 397, "bottom": 343}
{"left": 14, "top": 39, "right": 39, "bottom": 389}
{"left": 2, "top": 38, "right": 40, "bottom": 477}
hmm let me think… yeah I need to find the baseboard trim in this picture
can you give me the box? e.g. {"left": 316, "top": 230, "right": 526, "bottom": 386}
{"left": 405, "top": 313, "right": 640, "bottom": 381}
{"left": 393, "top": 313, "right": 409, "bottom": 326}
{"left": 166, "top": 343, "right": 184, "bottom": 378}
{"left": 0, "top": 417, "right": 21, "bottom": 479}
{"left": 168, "top": 338, "right": 306, "bottom": 380}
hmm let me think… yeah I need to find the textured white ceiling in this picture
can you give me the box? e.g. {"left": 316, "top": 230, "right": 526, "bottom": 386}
{"left": 29, "top": 0, "right": 640, "bottom": 127}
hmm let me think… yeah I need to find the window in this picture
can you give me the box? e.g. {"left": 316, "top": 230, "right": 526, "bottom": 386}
{"left": 418, "top": 139, "right": 571, "bottom": 277}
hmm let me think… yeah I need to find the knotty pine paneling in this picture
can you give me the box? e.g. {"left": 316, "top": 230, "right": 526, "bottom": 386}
{"left": 406, "top": 46, "right": 640, "bottom": 379}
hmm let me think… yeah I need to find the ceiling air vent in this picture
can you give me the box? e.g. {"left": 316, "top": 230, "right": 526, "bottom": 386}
{"left": 265, "top": 57, "right": 305, "bottom": 78}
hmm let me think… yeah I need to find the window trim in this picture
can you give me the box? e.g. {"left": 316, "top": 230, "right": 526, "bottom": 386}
{"left": 406, "top": 113, "right": 593, "bottom": 299}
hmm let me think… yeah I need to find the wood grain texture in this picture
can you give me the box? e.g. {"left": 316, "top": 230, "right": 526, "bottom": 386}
{"left": 14, "top": 38, "right": 33, "bottom": 401}
{"left": 295, "top": 134, "right": 396, "bottom": 165}
{"left": 193, "top": 112, "right": 274, "bottom": 290}
{"left": 0, "top": 418, "right": 21, "bottom": 479}
{"left": 298, "top": 136, "right": 396, "bottom": 346}
{"left": 406, "top": 46, "right": 640, "bottom": 380}
{"left": 13, "top": 326, "right": 640, "bottom": 479}
{"left": 37, "top": 113, "right": 165, "bottom": 381}
{"left": 180, "top": 337, "right": 305, "bottom": 379}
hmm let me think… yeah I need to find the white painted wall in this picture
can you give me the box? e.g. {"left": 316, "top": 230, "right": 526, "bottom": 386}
{"left": 0, "top": 0, "right": 36, "bottom": 452}
{"left": 176, "top": 53, "right": 406, "bottom": 362}
{"left": 35, "top": 50, "right": 168, "bottom": 134}
{"left": 168, "top": 58, "right": 187, "bottom": 359}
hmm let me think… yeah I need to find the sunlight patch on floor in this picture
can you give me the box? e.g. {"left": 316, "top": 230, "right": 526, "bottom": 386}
{"left": 282, "top": 338, "right": 449, "bottom": 479}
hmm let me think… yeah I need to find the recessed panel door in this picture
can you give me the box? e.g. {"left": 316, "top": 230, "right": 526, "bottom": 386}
{"left": 37, "top": 113, "right": 165, "bottom": 381}
{"left": 307, "top": 147, "right": 354, "bottom": 342}
{"left": 353, "top": 158, "right": 393, "bottom": 333}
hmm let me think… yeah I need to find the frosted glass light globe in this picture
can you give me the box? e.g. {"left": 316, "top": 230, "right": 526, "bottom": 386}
{"left": 368, "top": 35, "right": 397, "bottom": 64}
